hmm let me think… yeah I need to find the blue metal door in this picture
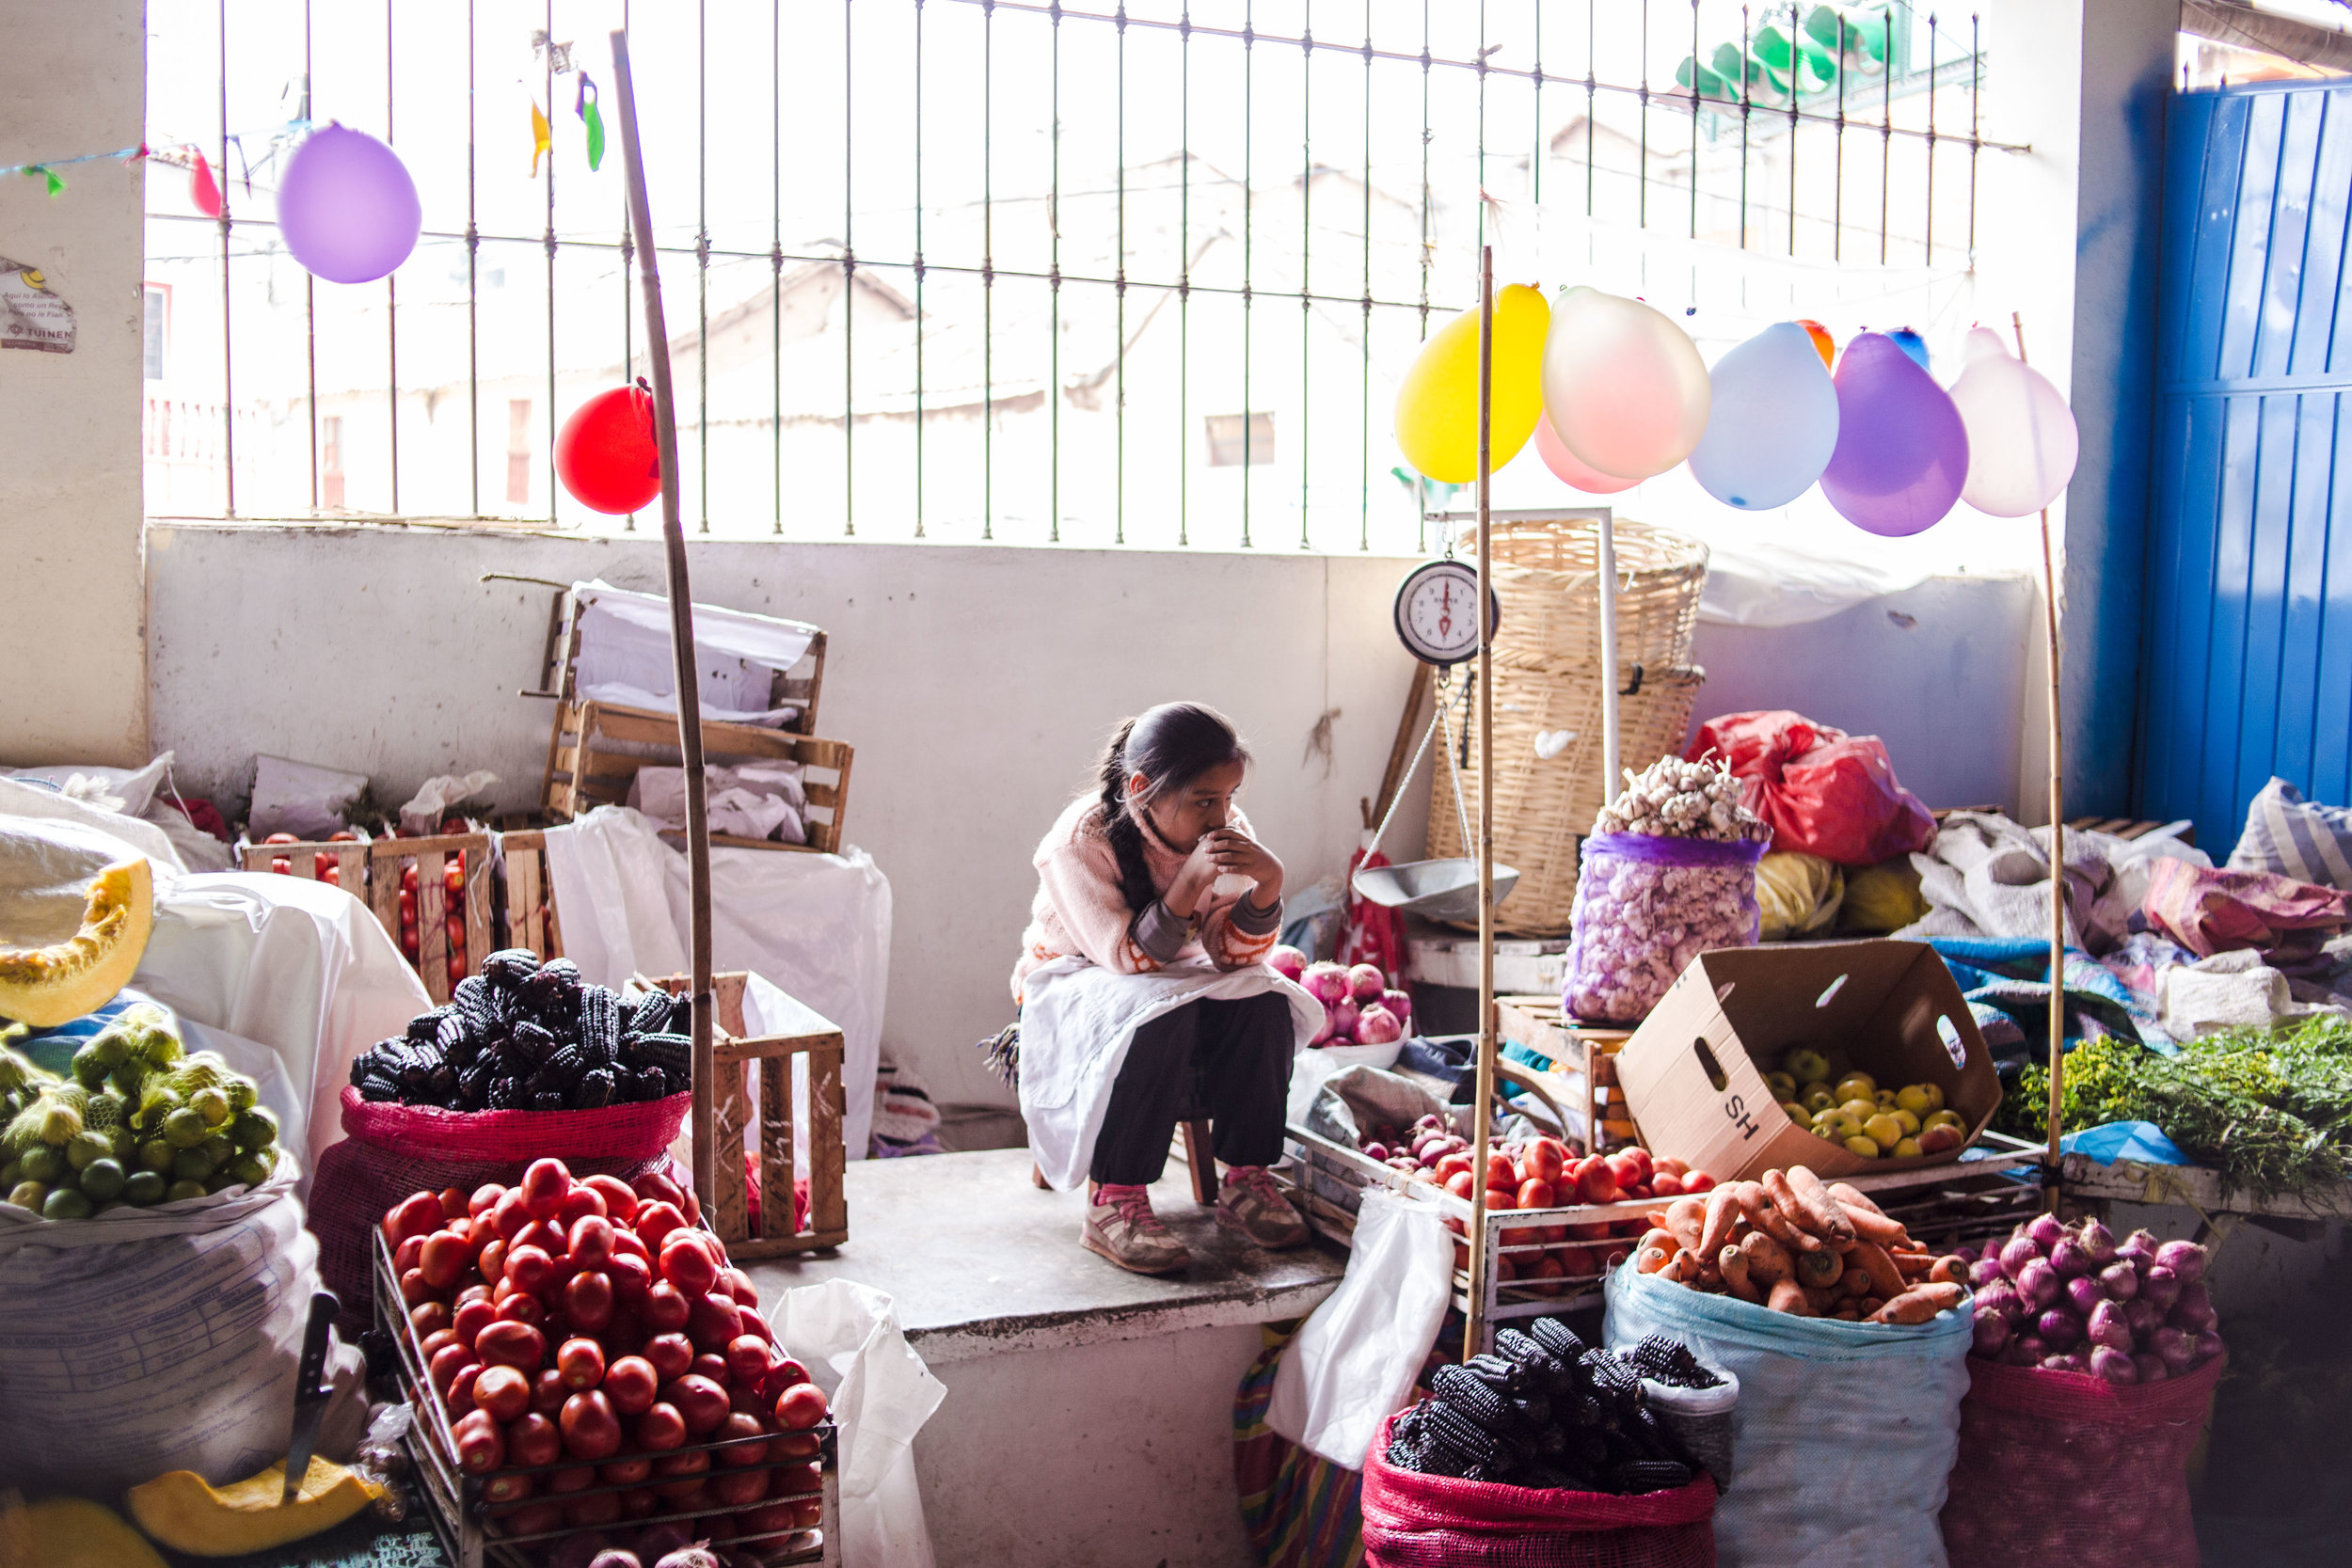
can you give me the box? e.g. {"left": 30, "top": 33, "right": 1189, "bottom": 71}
{"left": 2141, "top": 80, "right": 2352, "bottom": 848}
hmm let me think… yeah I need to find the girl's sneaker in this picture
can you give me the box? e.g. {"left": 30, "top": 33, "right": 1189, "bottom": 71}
{"left": 1216, "top": 1165, "right": 1310, "bottom": 1249}
{"left": 1082, "top": 1183, "right": 1190, "bottom": 1274}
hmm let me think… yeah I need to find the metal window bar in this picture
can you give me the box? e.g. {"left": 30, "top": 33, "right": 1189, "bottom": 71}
{"left": 159, "top": 0, "right": 2010, "bottom": 547}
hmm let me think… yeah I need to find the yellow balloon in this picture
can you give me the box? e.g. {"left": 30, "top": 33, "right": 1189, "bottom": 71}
{"left": 1392, "top": 283, "right": 1550, "bottom": 484}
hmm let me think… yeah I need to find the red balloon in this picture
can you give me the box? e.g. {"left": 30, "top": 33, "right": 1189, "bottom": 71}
{"left": 555, "top": 386, "right": 662, "bottom": 514}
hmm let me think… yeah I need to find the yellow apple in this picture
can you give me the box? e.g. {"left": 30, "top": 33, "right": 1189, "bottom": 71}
{"left": 1784, "top": 1047, "right": 1833, "bottom": 1085}
{"left": 1834, "top": 1073, "right": 1877, "bottom": 1104}
{"left": 1893, "top": 1136, "right": 1923, "bottom": 1158}
{"left": 1863, "top": 1111, "right": 1906, "bottom": 1149}
{"left": 1843, "top": 1133, "right": 1882, "bottom": 1159}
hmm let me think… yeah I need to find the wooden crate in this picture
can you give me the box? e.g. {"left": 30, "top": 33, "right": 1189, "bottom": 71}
{"left": 1496, "top": 994, "right": 1637, "bottom": 1153}
{"left": 655, "top": 972, "right": 850, "bottom": 1259}
{"left": 495, "top": 829, "right": 564, "bottom": 960}
{"left": 545, "top": 700, "right": 855, "bottom": 854}
{"left": 239, "top": 833, "right": 491, "bottom": 1004}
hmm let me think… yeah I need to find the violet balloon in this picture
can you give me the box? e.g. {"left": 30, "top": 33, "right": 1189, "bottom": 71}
{"left": 1820, "top": 332, "right": 1969, "bottom": 536}
{"left": 277, "top": 124, "right": 422, "bottom": 285}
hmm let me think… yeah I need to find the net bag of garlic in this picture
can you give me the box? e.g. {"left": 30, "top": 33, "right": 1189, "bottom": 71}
{"left": 1564, "top": 757, "right": 1770, "bottom": 1024}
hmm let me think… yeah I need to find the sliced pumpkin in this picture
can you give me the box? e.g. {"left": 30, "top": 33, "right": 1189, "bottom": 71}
{"left": 124, "top": 1458, "right": 382, "bottom": 1558}
{"left": 0, "top": 1496, "right": 168, "bottom": 1568}
{"left": 0, "top": 856, "right": 152, "bottom": 1027}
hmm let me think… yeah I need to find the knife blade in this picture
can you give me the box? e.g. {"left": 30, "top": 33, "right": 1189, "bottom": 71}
{"left": 282, "top": 1290, "right": 341, "bottom": 1505}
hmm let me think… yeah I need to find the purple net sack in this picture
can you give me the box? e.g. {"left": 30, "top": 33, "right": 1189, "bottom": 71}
{"left": 1564, "top": 834, "right": 1766, "bottom": 1024}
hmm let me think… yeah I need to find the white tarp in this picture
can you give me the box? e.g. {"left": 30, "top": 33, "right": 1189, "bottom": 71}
{"left": 542, "top": 805, "right": 890, "bottom": 1157}
{"left": 573, "top": 580, "right": 819, "bottom": 726}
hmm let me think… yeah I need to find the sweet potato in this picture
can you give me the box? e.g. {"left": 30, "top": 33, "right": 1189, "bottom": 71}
{"left": 1800, "top": 1284, "right": 1842, "bottom": 1315}
{"left": 1638, "top": 1227, "right": 1677, "bottom": 1257}
{"left": 1825, "top": 1180, "right": 1885, "bottom": 1215}
{"left": 1782, "top": 1166, "right": 1857, "bottom": 1242}
{"left": 1892, "top": 1250, "right": 1938, "bottom": 1280}
{"left": 1834, "top": 1197, "right": 1911, "bottom": 1248}
{"left": 1850, "top": 1240, "right": 1907, "bottom": 1300}
{"left": 1831, "top": 1308, "right": 1861, "bottom": 1321}
{"left": 1840, "top": 1265, "right": 1873, "bottom": 1299}
{"left": 1719, "top": 1244, "right": 1759, "bottom": 1303}
{"left": 1694, "top": 1188, "right": 1739, "bottom": 1259}
{"left": 1766, "top": 1278, "right": 1813, "bottom": 1316}
{"left": 1738, "top": 1228, "right": 1793, "bottom": 1286}
{"left": 1667, "top": 1196, "right": 1709, "bottom": 1255}
{"left": 1868, "top": 1282, "right": 1965, "bottom": 1325}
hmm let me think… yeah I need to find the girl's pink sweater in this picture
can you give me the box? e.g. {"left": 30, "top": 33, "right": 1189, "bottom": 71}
{"left": 1010, "top": 795, "right": 1280, "bottom": 1004}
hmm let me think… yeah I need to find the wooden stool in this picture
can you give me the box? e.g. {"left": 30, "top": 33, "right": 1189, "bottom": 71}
{"left": 1035, "top": 1118, "right": 1221, "bottom": 1201}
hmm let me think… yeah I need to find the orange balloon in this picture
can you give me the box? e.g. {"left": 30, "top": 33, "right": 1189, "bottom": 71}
{"left": 1795, "top": 320, "right": 1835, "bottom": 370}
{"left": 1533, "top": 412, "right": 1639, "bottom": 495}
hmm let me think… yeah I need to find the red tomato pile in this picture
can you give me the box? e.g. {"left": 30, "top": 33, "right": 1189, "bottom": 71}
{"left": 391, "top": 857, "right": 471, "bottom": 989}
{"left": 1427, "top": 1136, "right": 1718, "bottom": 1295}
{"left": 385, "top": 1158, "right": 830, "bottom": 1553}
{"left": 262, "top": 830, "right": 358, "bottom": 887}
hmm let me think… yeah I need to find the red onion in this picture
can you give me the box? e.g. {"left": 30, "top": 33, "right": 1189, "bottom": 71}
{"left": 1361, "top": 1142, "right": 1390, "bottom": 1162}
{"left": 2088, "top": 1299, "right": 2133, "bottom": 1352}
{"left": 1971, "top": 1314, "right": 2011, "bottom": 1357}
{"left": 2017, "top": 1258, "right": 2061, "bottom": 1310}
{"left": 2170, "top": 1282, "right": 2217, "bottom": 1334}
{"left": 1969, "top": 1257, "right": 2008, "bottom": 1291}
{"left": 2116, "top": 1227, "right": 2160, "bottom": 1263}
{"left": 2037, "top": 1307, "right": 2082, "bottom": 1350}
{"left": 2078, "top": 1219, "right": 2117, "bottom": 1264}
{"left": 2050, "top": 1237, "right": 2094, "bottom": 1279}
{"left": 2131, "top": 1353, "right": 2169, "bottom": 1385}
{"left": 2140, "top": 1264, "right": 2182, "bottom": 1312}
{"left": 2064, "top": 1275, "right": 2106, "bottom": 1318}
{"left": 2042, "top": 1350, "right": 2088, "bottom": 1373}
{"left": 589, "top": 1554, "right": 644, "bottom": 1568}
{"left": 2099, "top": 1261, "right": 2139, "bottom": 1301}
{"left": 2088, "top": 1346, "right": 2137, "bottom": 1385}
{"left": 1951, "top": 1243, "right": 1980, "bottom": 1265}
{"left": 2026, "top": 1212, "right": 2069, "bottom": 1250}
{"left": 1977, "top": 1278, "right": 2023, "bottom": 1323}
{"left": 2153, "top": 1239, "right": 2207, "bottom": 1284}
{"left": 2150, "top": 1324, "right": 2195, "bottom": 1371}
{"left": 2122, "top": 1297, "right": 2158, "bottom": 1339}
{"left": 654, "top": 1550, "right": 725, "bottom": 1568}
{"left": 2012, "top": 1333, "right": 2048, "bottom": 1365}
{"left": 2193, "top": 1328, "right": 2225, "bottom": 1365}
{"left": 1999, "top": 1235, "right": 2042, "bottom": 1280}
{"left": 1380, "top": 989, "right": 1415, "bottom": 1028}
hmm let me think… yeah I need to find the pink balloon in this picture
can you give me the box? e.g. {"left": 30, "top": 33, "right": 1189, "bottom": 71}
{"left": 1533, "top": 412, "right": 1639, "bottom": 494}
{"left": 1820, "top": 332, "right": 1970, "bottom": 536}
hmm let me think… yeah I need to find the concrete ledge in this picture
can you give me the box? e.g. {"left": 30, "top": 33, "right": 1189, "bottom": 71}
{"left": 741, "top": 1147, "right": 1347, "bottom": 1365}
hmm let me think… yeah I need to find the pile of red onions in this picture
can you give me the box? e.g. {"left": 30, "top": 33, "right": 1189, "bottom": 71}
{"left": 1958, "top": 1213, "right": 2221, "bottom": 1386}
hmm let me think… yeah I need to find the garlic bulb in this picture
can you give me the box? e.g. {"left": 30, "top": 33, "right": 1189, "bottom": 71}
{"left": 1589, "top": 754, "right": 1767, "bottom": 844}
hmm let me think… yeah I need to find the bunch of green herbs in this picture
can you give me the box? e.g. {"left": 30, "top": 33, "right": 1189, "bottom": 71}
{"left": 1995, "top": 1014, "right": 2352, "bottom": 1197}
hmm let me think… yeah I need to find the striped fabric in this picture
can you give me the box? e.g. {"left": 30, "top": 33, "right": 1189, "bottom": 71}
{"left": 1234, "top": 1326, "right": 1367, "bottom": 1568}
{"left": 2228, "top": 777, "right": 2352, "bottom": 889}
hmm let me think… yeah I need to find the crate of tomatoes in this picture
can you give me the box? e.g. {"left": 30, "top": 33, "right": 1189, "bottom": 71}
{"left": 243, "top": 829, "right": 492, "bottom": 1004}
{"left": 376, "top": 1157, "right": 836, "bottom": 1568}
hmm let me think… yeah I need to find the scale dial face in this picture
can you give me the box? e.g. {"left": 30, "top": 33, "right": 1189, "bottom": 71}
{"left": 1393, "top": 560, "right": 1500, "bottom": 666}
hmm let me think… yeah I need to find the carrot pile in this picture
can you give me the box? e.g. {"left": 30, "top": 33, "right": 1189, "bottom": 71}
{"left": 1633, "top": 1164, "right": 1969, "bottom": 1325}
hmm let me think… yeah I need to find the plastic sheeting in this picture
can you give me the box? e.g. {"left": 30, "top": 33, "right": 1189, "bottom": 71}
{"left": 541, "top": 805, "right": 891, "bottom": 1158}
{"left": 134, "top": 874, "right": 433, "bottom": 1181}
{"left": 771, "top": 1277, "right": 947, "bottom": 1568}
{"left": 572, "top": 579, "right": 818, "bottom": 726}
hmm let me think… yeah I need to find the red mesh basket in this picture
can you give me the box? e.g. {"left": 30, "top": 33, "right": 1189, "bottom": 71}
{"left": 1939, "top": 1353, "right": 2225, "bottom": 1568}
{"left": 1359, "top": 1414, "right": 1718, "bottom": 1568}
{"left": 310, "top": 1085, "right": 691, "bottom": 1334}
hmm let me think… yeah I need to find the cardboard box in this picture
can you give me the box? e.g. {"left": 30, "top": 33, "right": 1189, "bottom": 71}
{"left": 1613, "top": 941, "right": 2002, "bottom": 1184}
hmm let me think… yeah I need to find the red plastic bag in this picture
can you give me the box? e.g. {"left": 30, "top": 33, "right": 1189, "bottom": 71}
{"left": 1938, "top": 1354, "right": 2223, "bottom": 1568}
{"left": 2140, "top": 857, "right": 2352, "bottom": 958}
{"left": 309, "top": 1085, "right": 690, "bottom": 1334}
{"left": 1359, "top": 1415, "right": 1718, "bottom": 1568}
{"left": 1337, "top": 847, "right": 1407, "bottom": 983}
{"left": 1687, "top": 710, "right": 1934, "bottom": 866}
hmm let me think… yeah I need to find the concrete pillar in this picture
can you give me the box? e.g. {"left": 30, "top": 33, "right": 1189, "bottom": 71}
{"left": 0, "top": 0, "right": 149, "bottom": 766}
{"left": 1981, "top": 0, "right": 2178, "bottom": 821}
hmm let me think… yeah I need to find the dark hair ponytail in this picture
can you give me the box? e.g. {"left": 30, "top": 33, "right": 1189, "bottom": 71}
{"left": 1093, "top": 703, "right": 1251, "bottom": 913}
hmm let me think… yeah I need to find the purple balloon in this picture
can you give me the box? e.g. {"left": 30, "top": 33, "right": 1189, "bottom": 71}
{"left": 1820, "top": 331, "right": 1969, "bottom": 536}
{"left": 277, "top": 124, "right": 421, "bottom": 285}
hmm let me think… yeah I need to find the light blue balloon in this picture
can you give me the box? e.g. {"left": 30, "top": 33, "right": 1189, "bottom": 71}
{"left": 1687, "top": 322, "right": 1842, "bottom": 511}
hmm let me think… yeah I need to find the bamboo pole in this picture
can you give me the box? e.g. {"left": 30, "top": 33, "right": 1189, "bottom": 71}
{"left": 1465, "top": 245, "right": 1498, "bottom": 1360}
{"left": 612, "top": 31, "right": 719, "bottom": 1215}
{"left": 2012, "top": 312, "right": 2067, "bottom": 1193}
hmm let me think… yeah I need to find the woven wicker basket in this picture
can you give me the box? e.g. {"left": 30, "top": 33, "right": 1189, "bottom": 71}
{"left": 1425, "top": 517, "right": 1710, "bottom": 936}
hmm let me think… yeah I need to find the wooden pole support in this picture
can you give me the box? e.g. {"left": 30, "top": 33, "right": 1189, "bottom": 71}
{"left": 1465, "top": 245, "right": 1498, "bottom": 1361}
{"left": 612, "top": 31, "right": 719, "bottom": 1216}
{"left": 2013, "top": 311, "right": 2067, "bottom": 1198}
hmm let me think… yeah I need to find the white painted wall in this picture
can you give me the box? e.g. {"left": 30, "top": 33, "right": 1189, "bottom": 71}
{"left": 145, "top": 523, "right": 2032, "bottom": 1114}
{"left": 0, "top": 0, "right": 147, "bottom": 767}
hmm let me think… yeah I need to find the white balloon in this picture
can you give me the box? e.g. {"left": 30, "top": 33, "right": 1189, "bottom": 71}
{"left": 1686, "top": 322, "right": 1841, "bottom": 510}
{"left": 1946, "top": 325, "right": 2079, "bottom": 516}
{"left": 1540, "top": 286, "right": 1711, "bottom": 480}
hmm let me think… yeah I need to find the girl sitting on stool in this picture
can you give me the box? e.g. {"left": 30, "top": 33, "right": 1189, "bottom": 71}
{"left": 1012, "top": 702, "right": 1323, "bottom": 1274}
